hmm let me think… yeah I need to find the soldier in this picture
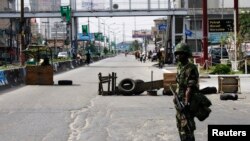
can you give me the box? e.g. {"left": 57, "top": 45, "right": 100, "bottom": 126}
{"left": 174, "top": 43, "right": 199, "bottom": 141}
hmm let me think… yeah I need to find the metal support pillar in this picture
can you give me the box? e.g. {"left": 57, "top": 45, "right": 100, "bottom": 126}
{"left": 19, "top": 0, "right": 25, "bottom": 66}
{"left": 233, "top": 0, "right": 239, "bottom": 71}
{"left": 148, "top": 0, "right": 151, "bottom": 11}
{"left": 202, "top": 0, "right": 208, "bottom": 68}
{"left": 72, "top": 17, "right": 78, "bottom": 59}
{"left": 129, "top": 0, "right": 131, "bottom": 11}
{"left": 171, "top": 15, "right": 176, "bottom": 63}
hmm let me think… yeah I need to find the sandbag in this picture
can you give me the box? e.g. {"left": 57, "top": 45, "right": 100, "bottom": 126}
{"left": 220, "top": 93, "right": 238, "bottom": 100}
{"left": 199, "top": 87, "right": 217, "bottom": 95}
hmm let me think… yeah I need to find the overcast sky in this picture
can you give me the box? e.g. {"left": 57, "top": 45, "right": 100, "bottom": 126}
{"left": 78, "top": 16, "right": 164, "bottom": 42}
{"left": 62, "top": 0, "right": 167, "bottom": 42}
{"left": 24, "top": 0, "right": 250, "bottom": 42}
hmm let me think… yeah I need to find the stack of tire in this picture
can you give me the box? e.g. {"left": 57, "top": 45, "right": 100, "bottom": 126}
{"left": 118, "top": 78, "right": 145, "bottom": 96}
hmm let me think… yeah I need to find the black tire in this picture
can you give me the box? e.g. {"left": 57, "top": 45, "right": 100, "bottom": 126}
{"left": 118, "top": 78, "right": 136, "bottom": 96}
{"left": 134, "top": 79, "right": 145, "bottom": 95}
{"left": 58, "top": 80, "right": 73, "bottom": 85}
{"left": 220, "top": 93, "right": 238, "bottom": 100}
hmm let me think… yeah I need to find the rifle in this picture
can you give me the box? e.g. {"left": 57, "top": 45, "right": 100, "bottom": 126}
{"left": 169, "top": 84, "right": 186, "bottom": 112}
{"left": 169, "top": 84, "right": 192, "bottom": 131}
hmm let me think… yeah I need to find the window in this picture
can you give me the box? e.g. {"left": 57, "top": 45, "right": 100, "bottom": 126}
{"left": 190, "top": 20, "right": 202, "bottom": 30}
{"left": 188, "top": 0, "right": 202, "bottom": 8}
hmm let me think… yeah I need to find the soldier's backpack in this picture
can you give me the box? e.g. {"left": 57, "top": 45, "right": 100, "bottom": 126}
{"left": 190, "top": 92, "right": 212, "bottom": 121}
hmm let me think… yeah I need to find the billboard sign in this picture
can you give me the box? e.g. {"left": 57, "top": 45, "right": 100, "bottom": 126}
{"left": 209, "top": 19, "right": 234, "bottom": 32}
{"left": 132, "top": 30, "right": 151, "bottom": 38}
{"left": 81, "top": 0, "right": 104, "bottom": 10}
{"left": 78, "top": 33, "right": 94, "bottom": 41}
{"left": 209, "top": 33, "right": 228, "bottom": 44}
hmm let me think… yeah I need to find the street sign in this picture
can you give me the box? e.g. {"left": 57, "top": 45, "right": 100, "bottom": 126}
{"left": 82, "top": 25, "right": 89, "bottom": 35}
{"left": 209, "top": 19, "right": 234, "bottom": 32}
{"left": 185, "top": 29, "right": 192, "bottom": 37}
{"left": 60, "top": 6, "right": 71, "bottom": 22}
{"left": 158, "top": 24, "right": 167, "bottom": 31}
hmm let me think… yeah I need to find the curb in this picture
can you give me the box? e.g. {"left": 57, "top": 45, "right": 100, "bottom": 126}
{"left": 199, "top": 75, "right": 211, "bottom": 79}
{"left": 200, "top": 74, "right": 250, "bottom": 78}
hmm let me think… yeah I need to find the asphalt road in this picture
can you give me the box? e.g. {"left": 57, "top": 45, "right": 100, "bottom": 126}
{"left": 0, "top": 54, "right": 249, "bottom": 141}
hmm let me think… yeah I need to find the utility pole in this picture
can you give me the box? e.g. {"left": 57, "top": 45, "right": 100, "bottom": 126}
{"left": 19, "top": 0, "right": 25, "bottom": 65}
{"left": 54, "top": 22, "right": 60, "bottom": 57}
{"left": 233, "top": 0, "right": 239, "bottom": 71}
{"left": 123, "top": 22, "right": 125, "bottom": 43}
{"left": 202, "top": 0, "right": 208, "bottom": 68}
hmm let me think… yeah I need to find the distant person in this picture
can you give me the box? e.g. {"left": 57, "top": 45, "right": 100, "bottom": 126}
{"left": 148, "top": 50, "right": 152, "bottom": 60}
{"left": 135, "top": 51, "right": 140, "bottom": 60}
{"left": 143, "top": 53, "right": 147, "bottom": 63}
{"left": 140, "top": 53, "right": 145, "bottom": 62}
{"left": 85, "top": 51, "right": 91, "bottom": 65}
{"left": 125, "top": 50, "right": 128, "bottom": 57}
{"left": 157, "top": 49, "right": 164, "bottom": 68}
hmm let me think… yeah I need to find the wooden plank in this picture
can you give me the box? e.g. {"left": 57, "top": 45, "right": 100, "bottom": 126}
{"left": 218, "top": 76, "right": 240, "bottom": 93}
{"left": 163, "top": 73, "right": 177, "bottom": 90}
{"left": 218, "top": 76, "right": 239, "bottom": 85}
{"left": 219, "top": 85, "right": 239, "bottom": 93}
{"left": 135, "top": 80, "right": 163, "bottom": 91}
{"left": 163, "top": 73, "right": 177, "bottom": 81}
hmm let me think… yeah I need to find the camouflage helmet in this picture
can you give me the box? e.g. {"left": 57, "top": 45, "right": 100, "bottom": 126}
{"left": 174, "top": 43, "right": 192, "bottom": 57}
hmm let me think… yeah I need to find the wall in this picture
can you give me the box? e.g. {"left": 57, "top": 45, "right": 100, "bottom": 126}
{"left": 0, "top": 56, "right": 114, "bottom": 91}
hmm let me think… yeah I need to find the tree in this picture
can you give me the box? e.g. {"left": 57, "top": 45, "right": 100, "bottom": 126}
{"left": 226, "top": 10, "right": 250, "bottom": 70}
{"left": 33, "top": 33, "right": 43, "bottom": 45}
{"left": 239, "top": 10, "right": 250, "bottom": 41}
{"left": 103, "top": 47, "right": 109, "bottom": 55}
{"left": 131, "top": 40, "right": 140, "bottom": 51}
{"left": 85, "top": 41, "right": 97, "bottom": 53}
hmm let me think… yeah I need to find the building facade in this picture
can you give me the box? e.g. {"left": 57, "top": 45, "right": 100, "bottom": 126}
{"left": 30, "top": 0, "right": 61, "bottom": 12}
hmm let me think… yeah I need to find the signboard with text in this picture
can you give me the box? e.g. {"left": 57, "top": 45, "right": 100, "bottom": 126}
{"left": 132, "top": 30, "right": 151, "bottom": 38}
{"left": 158, "top": 24, "right": 167, "bottom": 31}
{"left": 209, "top": 19, "right": 234, "bottom": 32}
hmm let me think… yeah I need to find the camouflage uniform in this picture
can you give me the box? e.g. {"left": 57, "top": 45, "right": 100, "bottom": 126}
{"left": 174, "top": 43, "right": 199, "bottom": 141}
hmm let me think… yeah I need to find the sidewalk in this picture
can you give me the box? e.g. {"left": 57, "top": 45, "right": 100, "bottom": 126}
{"left": 161, "top": 64, "right": 250, "bottom": 78}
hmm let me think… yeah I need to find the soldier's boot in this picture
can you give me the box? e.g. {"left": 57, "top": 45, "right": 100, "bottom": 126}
{"left": 180, "top": 134, "right": 195, "bottom": 141}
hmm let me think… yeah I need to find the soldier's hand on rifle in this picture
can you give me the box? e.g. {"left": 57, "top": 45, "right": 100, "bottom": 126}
{"left": 184, "top": 87, "right": 191, "bottom": 106}
{"left": 173, "top": 97, "right": 177, "bottom": 104}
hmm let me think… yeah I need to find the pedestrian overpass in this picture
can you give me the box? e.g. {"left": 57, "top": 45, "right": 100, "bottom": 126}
{"left": 0, "top": 0, "right": 192, "bottom": 62}
{"left": 0, "top": 0, "right": 235, "bottom": 65}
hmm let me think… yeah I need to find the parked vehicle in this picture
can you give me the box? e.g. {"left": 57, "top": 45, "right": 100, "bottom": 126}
{"left": 151, "top": 53, "right": 158, "bottom": 62}
{"left": 57, "top": 51, "right": 68, "bottom": 58}
{"left": 208, "top": 46, "right": 229, "bottom": 65}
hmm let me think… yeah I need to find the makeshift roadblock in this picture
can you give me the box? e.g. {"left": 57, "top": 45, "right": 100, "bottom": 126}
{"left": 98, "top": 71, "right": 177, "bottom": 96}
